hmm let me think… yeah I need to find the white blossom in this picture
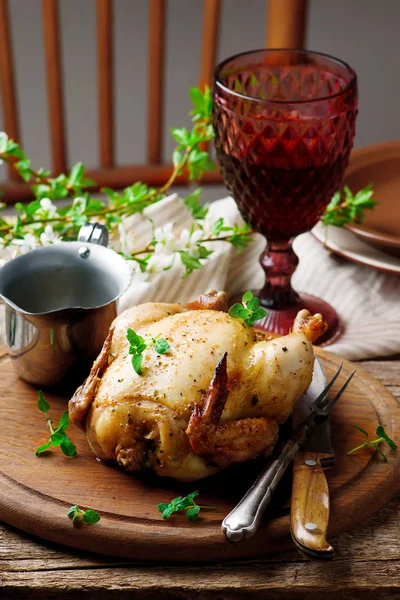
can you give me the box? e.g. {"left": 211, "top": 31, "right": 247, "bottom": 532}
{"left": 178, "top": 228, "right": 204, "bottom": 257}
{"left": 0, "top": 132, "right": 8, "bottom": 166}
{"left": 118, "top": 222, "right": 137, "bottom": 255}
{"left": 198, "top": 214, "right": 214, "bottom": 238}
{"left": 40, "top": 225, "right": 62, "bottom": 246}
{"left": 39, "top": 198, "right": 58, "bottom": 217}
{"left": 146, "top": 252, "right": 173, "bottom": 274}
{"left": 11, "top": 233, "right": 38, "bottom": 255}
{"left": 154, "top": 222, "right": 178, "bottom": 255}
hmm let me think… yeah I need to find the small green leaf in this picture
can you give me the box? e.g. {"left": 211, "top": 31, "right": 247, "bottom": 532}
{"left": 376, "top": 426, "right": 397, "bottom": 451}
{"left": 60, "top": 439, "right": 77, "bottom": 457}
{"left": 83, "top": 509, "right": 101, "bottom": 524}
{"left": 127, "top": 328, "right": 143, "bottom": 347}
{"left": 172, "top": 149, "right": 182, "bottom": 168}
{"left": 252, "top": 308, "right": 267, "bottom": 321}
{"left": 186, "top": 505, "right": 200, "bottom": 522}
{"left": 179, "top": 251, "right": 203, "bottom": 276}
{"left": 68, "top": 162, "right": 84, "bottom": 187}
{"left": 155, "top": 338, "right": 170, "bottom": 354}
{"left": 211, "top": 217, "right": 225, "bottom": 236}
{"left": 189, "top": 87, "right": 205, "bottom": 111}
{"left": 35, "top": 441, "right": 52, "bottom": 456}
{"left": 37, "top": 390, "right": 50, "bottom": 413}
{"left": 56, "top": 410, "right": 69, "bottom": 433}
{"left": 50, "top": 432, "right": 66, "bottom": 447}
{"left": 184, "top": 188, "right": 208, "bottom": 220}
{"left": 197, "top": 245, "right": 213, "bottom": 259}
{"left": 242, "top": 290, "right": 253, "bottom": 303}
{"left": 67, "top": 505, "right": 80, "bottom": 519}
{"left": 15, "top": 159, "right": 31, "bottom": 181}
{"left": 247, "top": 296, "right": 260, "bottom": 311}
{"left": 157, "top": 502, "right": 169, "bottom": 513}
{"left": 185, "top": 490, "right": 199, "bottom": 503}
{"left": 170, "top": 127, "right": 190, "bottom": 145}
{"left": 228, "top": 303, "right": 244, "bottom": 318}
{"left": 81, "top": 177, "right": 97, "bottom": 188}
{"left": 132, "top": 354, "right": 143, "bottom": 375}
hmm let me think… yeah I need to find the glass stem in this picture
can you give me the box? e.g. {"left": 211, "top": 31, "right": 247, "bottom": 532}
{"left": 258, "top": 239, "right": 300, "bottom": 309}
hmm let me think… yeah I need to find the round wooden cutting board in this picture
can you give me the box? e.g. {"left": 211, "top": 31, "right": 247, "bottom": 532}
{"left": 0, "top": 346, "right": 399, "bottom": 562}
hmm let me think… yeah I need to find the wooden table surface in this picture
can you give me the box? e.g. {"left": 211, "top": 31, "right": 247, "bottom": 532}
{"left": 1, "top": 359, "right": 399, "bottom": 599}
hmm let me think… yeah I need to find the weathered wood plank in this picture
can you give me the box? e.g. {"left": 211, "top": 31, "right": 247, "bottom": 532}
{"left": 1, "top": 560, "right": 400, "bottom": 599}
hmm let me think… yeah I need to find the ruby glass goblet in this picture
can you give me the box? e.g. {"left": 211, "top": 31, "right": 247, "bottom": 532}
{"left": 213, "top": 49, "right": 358, "bottom": 343}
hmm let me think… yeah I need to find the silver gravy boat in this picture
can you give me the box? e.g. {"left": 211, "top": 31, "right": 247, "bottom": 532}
{"left": 0, "top": 224, "right": 131, "bottom": 386}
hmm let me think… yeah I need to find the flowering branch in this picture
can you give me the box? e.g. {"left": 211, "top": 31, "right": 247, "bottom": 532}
{"left": 0, "top": 86, "right": 376, "bottom": 275}
{"left": 0, "top": 87, "right": 230, "bottom": 265}
{"left": 118, "top": 218, "right": 252, "bottom": 278}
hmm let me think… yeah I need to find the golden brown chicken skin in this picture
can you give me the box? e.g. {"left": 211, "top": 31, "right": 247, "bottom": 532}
{"left": 69, "top": 291, "right": 326, "bottom": 481}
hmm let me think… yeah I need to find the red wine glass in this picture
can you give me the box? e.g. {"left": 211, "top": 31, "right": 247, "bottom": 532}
{"left": 213, "top": 49, "right": 358, "bottom": 343}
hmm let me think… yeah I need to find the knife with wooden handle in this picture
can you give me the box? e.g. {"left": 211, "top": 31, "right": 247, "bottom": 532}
{"left": 290, "top": 361, "right": 336, "bottom": 560}
{"left": 290, "top": 451, "right": 335, "bottom": 559}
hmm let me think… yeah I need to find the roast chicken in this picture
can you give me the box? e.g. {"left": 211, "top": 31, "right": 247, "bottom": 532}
{"left": 69, "top": 291, "right": 327, "bottom": 481}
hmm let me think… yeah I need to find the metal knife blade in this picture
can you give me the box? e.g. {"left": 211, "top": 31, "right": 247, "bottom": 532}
{"left": 290, "top": 356, "right": 336, "bottom": 559}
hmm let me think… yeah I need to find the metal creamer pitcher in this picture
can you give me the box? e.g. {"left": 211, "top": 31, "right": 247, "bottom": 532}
{"left": 0, "top": 224, "right": 131, "bottom": 386}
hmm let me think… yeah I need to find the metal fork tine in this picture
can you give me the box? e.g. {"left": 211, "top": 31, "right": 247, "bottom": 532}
{"left": 311, "top": 362, "right": 343, "bottom": 409}
{"left": 319, "top": 370, "right": 356, "bottom": 412}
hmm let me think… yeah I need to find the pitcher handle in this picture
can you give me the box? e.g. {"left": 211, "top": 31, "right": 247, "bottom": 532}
{"left": 78, "top": 223, "right": 109, "bottom": 247}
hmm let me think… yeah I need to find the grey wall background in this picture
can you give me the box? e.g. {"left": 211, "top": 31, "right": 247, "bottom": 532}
{"left": 0, "top": 0, "right": 399, "bottom": 192}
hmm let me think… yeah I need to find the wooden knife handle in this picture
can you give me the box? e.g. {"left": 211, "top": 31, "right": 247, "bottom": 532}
{"left": 290, "top": 451, "right": 335, "bottom": 560}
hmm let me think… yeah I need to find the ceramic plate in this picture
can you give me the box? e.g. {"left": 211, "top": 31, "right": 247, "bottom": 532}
{"left": 342, "top": 140, "right": 400, "bottom": 257}
{"left": 312, "top": 221, "right": 400, "bottom": 275}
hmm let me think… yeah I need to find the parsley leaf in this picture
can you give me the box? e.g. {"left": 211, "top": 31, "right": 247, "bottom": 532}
{"left": 228, "top": 291, "right": 267, "bottom": 326}
{"left": 157, "top": 490, "right": 214, "bottom": 523}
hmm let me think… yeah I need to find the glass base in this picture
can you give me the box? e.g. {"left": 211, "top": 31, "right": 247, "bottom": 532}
{"left": 230, "top": 291, "right": 340, "bottom": 346}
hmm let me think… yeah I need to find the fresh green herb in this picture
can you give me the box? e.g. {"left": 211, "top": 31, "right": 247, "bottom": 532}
{"left": 347, "top": 425, "right": 397, "bottom": 462}
{"left": 321, "top": 184, "right": 377, "bottom": 228}
{"left": 35, "top": 391, "right": 77, "bottom": 457}
{"left": 228, "top": 290, "right": 267, "bottom": 326}
{"left": 154, "top": 338, "right": 171, "bottom": 354}
{"left": 67, "top": 505, "right": 101, "bottom": 528}
{"left": 157, "top": 490, "right": 215, "bottom": 523}
{"left": 184, "top": 188, "right": 208, "bottom": 220}
{"left": 127, "top": 328, "right": 171, "bottom": 375}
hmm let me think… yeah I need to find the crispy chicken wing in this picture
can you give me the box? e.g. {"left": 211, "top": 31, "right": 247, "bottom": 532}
{"left": 69, "top": 291, "right": 325, "bottom": 481}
